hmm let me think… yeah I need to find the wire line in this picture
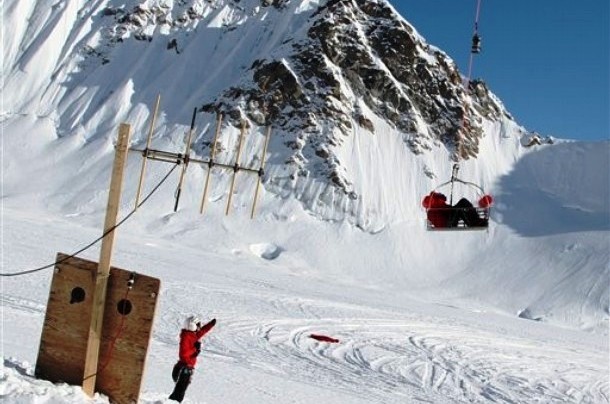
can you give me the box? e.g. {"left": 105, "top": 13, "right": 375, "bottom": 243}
{"left": 0, "top": 164, "right": 178, "bottom": 277}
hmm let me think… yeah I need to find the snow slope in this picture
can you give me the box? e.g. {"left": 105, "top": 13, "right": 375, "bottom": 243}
{"left": 1, "top": 203, "right": 608, "bottom": 403}
{"left": 1, "top": 0, "right": 609, "bottom": 402}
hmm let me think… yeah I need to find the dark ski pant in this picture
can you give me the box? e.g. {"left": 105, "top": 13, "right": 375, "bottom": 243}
{"left": 450, "top": 198, "right": 487, "bottom": 227}
{"left": 169, "top": 362, "right": 193, "bottom": 403}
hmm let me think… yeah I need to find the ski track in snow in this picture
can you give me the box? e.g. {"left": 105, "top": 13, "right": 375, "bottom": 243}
{"left": 0, "top": 294, "right": 46, "bottom": 315}
{"left": 239, "top": 320, "right": 606, "bottom": 404}
{"left": 1, "top": 281, "right": 609, "bottom": 404}
{"left": 151, "top": 281, "right": 608, "bottom": 404}
{"left": 1, "top": 211, "right": 609, "bottom": 403}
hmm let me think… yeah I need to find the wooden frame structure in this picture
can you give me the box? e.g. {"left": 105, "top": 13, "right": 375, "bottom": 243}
{"left": 36, "top": 254, "right": 160, "bottom": 404}
{"left": 36, "top": 123, "right": 160, "bottom": 403}
{"left": 132, "top": 97, "right": 272, "bottom": 217}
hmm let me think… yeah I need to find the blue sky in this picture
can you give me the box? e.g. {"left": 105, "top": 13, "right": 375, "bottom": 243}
{"left": 391, "top": 1, "right": 609, "bottom": 141}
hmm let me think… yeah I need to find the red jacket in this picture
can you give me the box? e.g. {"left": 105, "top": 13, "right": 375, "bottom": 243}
{"left": 178, "top": 320, "right": 215, "bottom": 368}
{"left": 423, "top": 193, "right": 450, "bottom": 228}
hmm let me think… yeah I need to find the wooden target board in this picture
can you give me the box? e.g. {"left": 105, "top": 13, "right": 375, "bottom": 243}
{"left": 36, "top": 253, "right": 160, "bottom": 404}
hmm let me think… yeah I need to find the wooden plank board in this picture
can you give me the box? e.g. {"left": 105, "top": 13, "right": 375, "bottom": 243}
{"left": 36, "top": 253, "right": 160, "bottom": 404}
{"left": 36, "top": 255, "right": 95, "bottom": 385}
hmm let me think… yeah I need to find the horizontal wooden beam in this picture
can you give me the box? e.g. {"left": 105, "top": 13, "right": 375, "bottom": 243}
{"left": 130, "top": 148, "right": 262, "bottom": 174}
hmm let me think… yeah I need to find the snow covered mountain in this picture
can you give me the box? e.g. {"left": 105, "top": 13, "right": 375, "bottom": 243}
{"left": 1, "top": 0, "right": 609, "bottom": 402}
{"left": 3, "top": 0, "right": 522, "bottom": 228}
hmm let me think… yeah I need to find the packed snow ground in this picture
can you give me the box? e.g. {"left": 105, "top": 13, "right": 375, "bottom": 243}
{"left": 2, "top": 204, "right": 609, "bottom": 404}
{"left": 1, "top": 130, "right": 609, "bottom": 403}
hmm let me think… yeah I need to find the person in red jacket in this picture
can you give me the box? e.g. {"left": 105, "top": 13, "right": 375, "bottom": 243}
{"left": 423, "top": 192, "right": 488, "bottom": 228}
{"left": 169, "top": 315, "right": 216, "bottom": 403}
{"left": 423, "top": 192, "right": 451, "bottom": 228}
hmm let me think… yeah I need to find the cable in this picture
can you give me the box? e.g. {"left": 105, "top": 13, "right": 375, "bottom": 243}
{"left": 457, "top": 0, "right": 484, "bottom": 163}
{"left": 466, "top": 0, "right": 483, "bottom": 80}
{"left": 82, "top": 279, "right": 133, "bottom": 382}
{"left": 0, "top": 164, "right": 178, "bottom": 277}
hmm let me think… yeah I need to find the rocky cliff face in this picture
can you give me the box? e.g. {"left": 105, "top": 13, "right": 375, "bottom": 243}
{"left": 87, "top": 0, "right": 508, "bottom": 200}
{"left": 3, "top": 0, "right": 520, "bottom": 228}
{"left": 203, "top": 0, "right": 506, "bottom": 194}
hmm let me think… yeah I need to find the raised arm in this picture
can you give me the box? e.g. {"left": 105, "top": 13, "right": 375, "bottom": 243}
{"left": 196, "top": 318, "right": 216, "bottom": 338}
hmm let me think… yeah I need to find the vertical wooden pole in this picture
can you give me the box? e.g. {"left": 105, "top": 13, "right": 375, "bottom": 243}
{"left": 250, "top": 125, "right": 272, "bottom": 219}
{"left": 199, "top": 112, "right": 223, "bottom": 214}
{"left": 82, "top": 123, "right": 132, "bottom": 396}
{"left": 174, "top": 108, "right": 197, "bottom": 212}
{"left": 225, "top": 120, "right": 247, "bottom": 216}
{"left": 135, "top": 94, "right": 161, "bottom": 210}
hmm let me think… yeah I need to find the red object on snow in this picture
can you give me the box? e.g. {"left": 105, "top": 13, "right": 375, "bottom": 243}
{"left": 309, "top": 334, "right": 340, "bottom": 343}
{"left": 478, "top": 195, "right": 494, "bottom": 208}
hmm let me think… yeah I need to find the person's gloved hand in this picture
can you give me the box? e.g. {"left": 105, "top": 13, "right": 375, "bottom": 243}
{"left": 209, "top": 318, "right": 216, "bottom": 327}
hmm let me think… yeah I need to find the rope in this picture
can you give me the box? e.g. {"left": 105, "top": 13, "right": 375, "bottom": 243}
{"left": 0, "top": 164, "right": 178, "bottom": 277}
{"left": 82, "top": 283, "right": 131, "bottom": 381}
{"left": 467, "top": 0, "right": 483, "bottom": 80}
{"left": 474, "top": 0, "right": 482, "bottom": 28}
{"left": 457, "top": 0, "right": 483, "bottom": 163}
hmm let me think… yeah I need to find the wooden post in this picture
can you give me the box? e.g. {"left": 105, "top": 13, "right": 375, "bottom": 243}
{"left": 82, "top": 123, "right": 132, "bottom": 396}
{"left": 225, "top": 120, "right": 247, "bottom": 216}
{"left": 250, "top": 125, "right": 272, "bottom": 219}
{"left": 199, "top": 112, "right": 223, "bottom": 214}
{"left": 174, "top": 108, "right": 197, "bottom": 212}
{"left": 134, "top": 94, "right": 161, "bottom": 210}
